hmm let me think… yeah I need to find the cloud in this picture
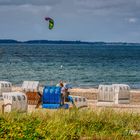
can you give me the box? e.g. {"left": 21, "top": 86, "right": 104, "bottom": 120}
{"left": 1, "top": 0, "right": 140, "bottom": 18}
{"left": 0, "top": 0, "right": 140, "bottom": 42}
{"left": 0, "top": 4, "right": 52, "bottom": 16}
{"left": 75, "top": 0, "right": 124, "bottom": 9}
{"left": 74, "top": 0, "right": 140, "bottom": 17}
{"left": 128, "top": 18, "right": 137, "bottom": 23}
{"left": 0, "top": 0, "right": 63, "bottom": 6}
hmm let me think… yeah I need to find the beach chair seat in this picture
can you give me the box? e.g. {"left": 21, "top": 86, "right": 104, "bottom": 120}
{"left": 26, "top": 91, "right": 42, "bottom": 105}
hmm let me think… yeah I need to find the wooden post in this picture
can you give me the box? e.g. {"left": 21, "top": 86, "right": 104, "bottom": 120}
{"left": 2, "top": 103, "right": 12, "bottom": 114}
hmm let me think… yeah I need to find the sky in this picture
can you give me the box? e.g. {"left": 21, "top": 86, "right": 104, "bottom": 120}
{"left": 0, "top": 0, "right": 140, "bottom": 43}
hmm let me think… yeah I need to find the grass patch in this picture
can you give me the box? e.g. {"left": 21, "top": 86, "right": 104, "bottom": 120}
{"left": 0, "top": 108, "right": 140, "bottom": 139}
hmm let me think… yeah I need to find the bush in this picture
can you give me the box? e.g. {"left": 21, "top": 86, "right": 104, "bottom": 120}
{"left": 0, "top": 109, "right": 140, "bottom": 139}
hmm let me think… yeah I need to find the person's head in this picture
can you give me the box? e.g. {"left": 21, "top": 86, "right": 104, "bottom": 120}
{"left": 59, "top": 80, "right": 63, "bottom": 84}
{"left": 60, "top": 82, "right": 64, "bottom": 87}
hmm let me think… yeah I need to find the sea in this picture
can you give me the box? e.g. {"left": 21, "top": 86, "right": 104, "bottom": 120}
{"left": 0, "top": 43, "right": 140, "bottom": 89}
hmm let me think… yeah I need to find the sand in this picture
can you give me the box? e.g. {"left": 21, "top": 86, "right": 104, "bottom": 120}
{"left": 0, "top": 86, "right": 138, "bottom": 113}
{"left": 12, "top": 86, "right": 140, "bottom": 104}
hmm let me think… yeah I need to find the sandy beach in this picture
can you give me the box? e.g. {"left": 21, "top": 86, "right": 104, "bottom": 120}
{"left": 12, "top": 86, "right": 140, "bottom": 104}
{"left": 0, "top": 85, "right": 140, "bottom": 114}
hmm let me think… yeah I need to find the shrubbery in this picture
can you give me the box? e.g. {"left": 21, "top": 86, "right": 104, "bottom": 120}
{"left": 0, "top": 108, "right": 140, "bottom": 139}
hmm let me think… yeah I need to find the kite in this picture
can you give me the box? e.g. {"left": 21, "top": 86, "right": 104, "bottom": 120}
{"left": 45, "top": 17, "right": 54, "bottom": 30}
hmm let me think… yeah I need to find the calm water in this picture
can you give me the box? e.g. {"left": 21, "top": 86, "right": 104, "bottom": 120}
{"left": 0, "top": 44, "right": 140, "bottom": 88}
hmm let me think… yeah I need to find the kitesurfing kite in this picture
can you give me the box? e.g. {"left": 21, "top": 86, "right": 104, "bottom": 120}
{"left": 45, "top": 17, "right": 54, "bottom": 30}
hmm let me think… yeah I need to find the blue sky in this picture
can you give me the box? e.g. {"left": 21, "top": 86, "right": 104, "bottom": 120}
{"left": 0, "top": 0, "right": 140, "bottom": 42}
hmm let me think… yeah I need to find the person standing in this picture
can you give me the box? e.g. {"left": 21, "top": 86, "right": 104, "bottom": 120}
{"left": 59, "top": 82, "right": 65, "bottom": 105}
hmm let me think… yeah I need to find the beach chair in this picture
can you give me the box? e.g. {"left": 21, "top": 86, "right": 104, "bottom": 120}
{"left": 2, "top": 92, "right": 27, "bottom": 113}
{"left": 98, "top": 85, "right": 114, "bottom": 102}
{"left": 97, "top": 84, "right": 130, "bottom": 105}
{"left": 42, "top": 86, "right": 69, "bottom": 109}
{"left": 22, "top": 81, "right": 41, "bottom": 107}
{"left": 22, "top": 81, "right": 39, "bottom": 92}
{"left": 68, "top": 95, "right": 88, "bottom": 108}
{"left": 0, "top": 81, "right": 12, "bottom": 97}
{"left": 112, "top": 84, "right": 130, "bottom": 104}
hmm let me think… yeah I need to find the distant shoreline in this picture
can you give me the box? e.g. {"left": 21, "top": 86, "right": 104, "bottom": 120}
{"left": 0, "top": 39, "right": 140, "bottom": 45}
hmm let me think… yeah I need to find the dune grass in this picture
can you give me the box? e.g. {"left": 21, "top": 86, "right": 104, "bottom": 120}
{"left": 0, "top": 108, "right": 140, "bottom": 140}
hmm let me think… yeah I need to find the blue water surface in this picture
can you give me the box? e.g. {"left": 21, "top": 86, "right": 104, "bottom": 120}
{"left": 0, "top": 44, "right": 140, "bottom": 88}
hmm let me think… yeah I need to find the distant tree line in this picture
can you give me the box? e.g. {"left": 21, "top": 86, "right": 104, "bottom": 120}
{"left": 0, "top": 39, "right": 139, "bottom": 45}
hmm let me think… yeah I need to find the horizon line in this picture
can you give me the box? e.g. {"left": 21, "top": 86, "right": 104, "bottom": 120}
{"left": 0, "top": 39, "right": 140, "bottom": 44}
